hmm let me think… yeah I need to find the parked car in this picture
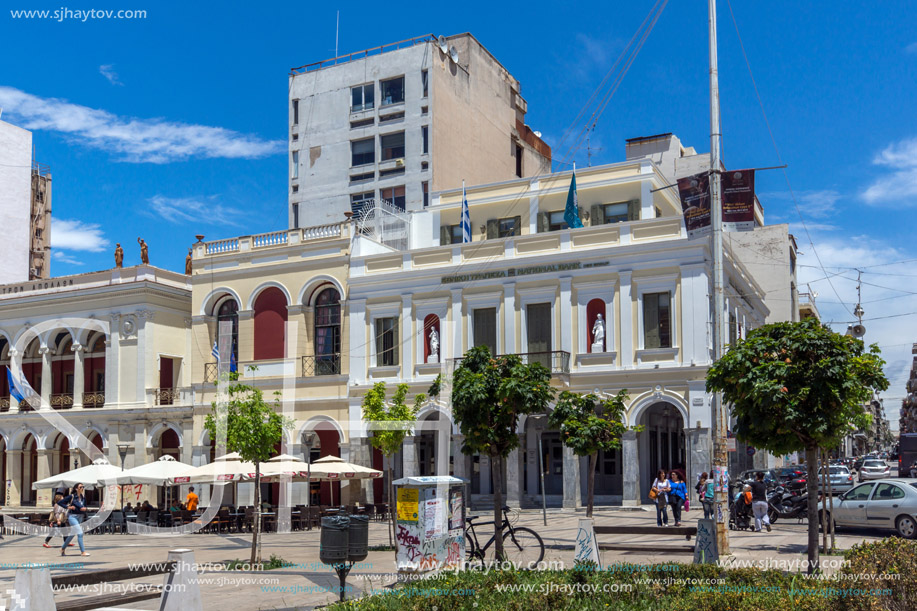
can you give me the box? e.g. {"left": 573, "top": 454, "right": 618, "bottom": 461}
{"left": 859, "top": 459, "right": 891, "bottom": 482}
{"left": 818, "top": 479, "right": 917, "bottom": 538}
{"left": 817, "top": 465, "right": 855, "bottom": 494}
{"left": 853, "top": 457, "right": 866, "bottom": 472}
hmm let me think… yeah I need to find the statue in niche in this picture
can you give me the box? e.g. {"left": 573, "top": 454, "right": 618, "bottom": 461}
{"left": 114, "top": 243, "right": 124, "bottom": 268}
{"left": 428, "top": 326, "right": 440, "bottom": 363}
{"left": 591, "top": 313, "right": 605, "bottom": 353}
{"left": 137, "top": 237, "right": 149, "bottom": 264}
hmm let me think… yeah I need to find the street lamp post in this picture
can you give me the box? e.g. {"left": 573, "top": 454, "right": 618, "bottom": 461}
{"left": 530, "top": 414, "right": 549, "bottom": 527}
{"left": 117, "top": 443, "right": 129, "bottom": 512}
{"left": 302, "top": 432, "right": 315, "bottom": 509}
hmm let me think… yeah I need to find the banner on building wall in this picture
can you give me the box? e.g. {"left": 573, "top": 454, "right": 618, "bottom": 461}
{"left": 722, "top": 169, "right": 756, "bottom": 232}
{"left": 678, "top": 172, "right": 711, "bottom": 239}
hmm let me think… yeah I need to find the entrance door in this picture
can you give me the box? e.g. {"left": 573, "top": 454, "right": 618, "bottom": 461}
{"left": 541, "top": 432, "right": 563, "bottom": 495}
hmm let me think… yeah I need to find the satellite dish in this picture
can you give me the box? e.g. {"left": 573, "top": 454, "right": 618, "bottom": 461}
{"left": 533, "top": 131, "right": 542, "bottom": 138}
{"left": 437, "top": 35, "right": 448, "bottom": 54}
{"left": 449, "top": 46, "right": 459, "bottom": 64}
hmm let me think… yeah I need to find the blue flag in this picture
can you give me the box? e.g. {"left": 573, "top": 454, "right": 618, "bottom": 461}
{"left": 229, "top": 349, "right": 237, "bottom": 373}
{"left": 7, "top": 367, "right": 25, "bottom": 403}
{"left": 564, "top": 167, "right": 584, "bottom": 229}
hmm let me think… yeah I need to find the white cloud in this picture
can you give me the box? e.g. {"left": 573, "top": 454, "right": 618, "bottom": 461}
{"left": 52, "top": 251, "right": 84, "bottom": 266}
{"left": 862, "top": 137, "right": 917, "bottom": 205}
{"left": 0, "top": 86, "right": 284, "bottom": 163}
{"left": 99, "top": 64, "right": 122, "bottom": 86}
{"left": 51, "top": 219, "right": 109, "bottom": 252}
{"left": 761, "top": 189, "right": 841, "bottom": 218}
{"left": 147, "top": 195, "right": 245, "bottom": 227}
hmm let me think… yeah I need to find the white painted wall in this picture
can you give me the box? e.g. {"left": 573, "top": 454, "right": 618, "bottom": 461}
{"left": 0, "top": 120, "right": 32, "bottom": 284}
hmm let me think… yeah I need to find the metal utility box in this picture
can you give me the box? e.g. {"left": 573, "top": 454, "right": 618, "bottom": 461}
{"left": 392, "top": 476, "right": 467, "bottom": 573}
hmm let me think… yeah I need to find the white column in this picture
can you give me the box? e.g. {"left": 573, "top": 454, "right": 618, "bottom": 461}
{"left": 137, "top": 310, "right": 155, "bottom": 406}
{"left": 619, "top": 271, "right": 634, "bottom": 368}
{"left": 348, "top": 299, "right": 366, "bottom": 386}
{"left": 400, "top": 295, "right": 412, "bottom": 379}
{"left": 107, "top": 313, "right": 121, "bottom": 406}
{"left": 562, "top": 446, "right": 581, "bottom": 509}
{"left": 39, "top": 346, "right": 52, "bottom": 408}
{"left": 72, "top": 344, "right": 85, "bottom": 408}
{"left": 640, "top": 176, "right": 654, "bottom": 220}
{"left": 680, "top": 263, "right": 710, "bottom": 366}
{"left": 559, "top": 277, "right": 572, "bottom": 356}
{"left": 528, "top": 196, "right": 539, "bottom": 234}
{"left": 8, "top": 348, "right": 19, "bottom": 409}
{"left": 403, "top": 437, "right": 418, "bottom": 477}
{"left": 503, "top": 283, "right": 515, "bottom": 354}
{"left": 450, "top": 289, "right": 463, "bottom": 359}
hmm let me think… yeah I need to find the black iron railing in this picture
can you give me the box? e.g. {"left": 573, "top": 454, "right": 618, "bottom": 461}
{"left": 204, "top": 362, "right": 218, "bottom": 383}
{"left": 155, "top": 388, "right": 177, "bottom": 405}
{"left": 449, "top": 351, "right": 571, "bottom": 374}
{"left": 303, "top": 353, "right": 341, "bottom": 376}
{"left": 50, "top": 393, "right": 74, "bottom": 409}
{"left": 82, "top": 392, "right": 105, "bottom": 408}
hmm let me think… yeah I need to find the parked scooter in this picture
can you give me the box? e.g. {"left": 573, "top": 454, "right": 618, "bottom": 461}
{"left": 770, "top": 485, "right": 809, "bottom": 520}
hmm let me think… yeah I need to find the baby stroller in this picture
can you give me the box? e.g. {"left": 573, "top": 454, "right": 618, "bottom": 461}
{"left": 729, "top": 487, "right": 753, "bottom": 531}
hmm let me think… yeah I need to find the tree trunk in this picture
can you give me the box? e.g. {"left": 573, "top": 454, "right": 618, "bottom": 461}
{"left": 821, "top": 450, "right": 828, "bottom": 554}
{"left": 828, "top": 464, "right": 835, "bottom": 550}
{"left": 388, "top": 464, "right": 396, "bottom": 549}
{"left": 587, "top": 453, "right": 597, "bottom": 518}
{"left": 805, "top": 446, "right": 819, "bottom": 575}
{"left": 492, "top": 453, "right": 505, "bottom": 562}
{"left": 251, "top": 464, "right": 261, "bottom": 565}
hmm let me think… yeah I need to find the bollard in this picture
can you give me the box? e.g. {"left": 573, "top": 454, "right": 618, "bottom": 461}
{"left": 160, "top": 548, "right": 203, "bottom": 611}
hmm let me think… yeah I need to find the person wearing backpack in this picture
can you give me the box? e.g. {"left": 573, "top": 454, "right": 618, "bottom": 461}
{"left": 698, "top": 472, "right": 715, "bottom": 519}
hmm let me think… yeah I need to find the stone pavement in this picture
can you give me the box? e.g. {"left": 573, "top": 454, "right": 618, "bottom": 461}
{"left": 0, "top": 507, "right": 887, "bottom": 610}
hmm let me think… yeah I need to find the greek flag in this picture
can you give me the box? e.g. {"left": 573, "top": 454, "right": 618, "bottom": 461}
{"left": 6, "top": 367, "right": 25, "bottom": 403}
{"left": 211, "top": 341, "right": 220, "bottom": 364}
{"left": 461, "top": 180, "right": 471, "bottom": 243}
{"left": 564, "top": 164, "right": 584, "bottom": 229}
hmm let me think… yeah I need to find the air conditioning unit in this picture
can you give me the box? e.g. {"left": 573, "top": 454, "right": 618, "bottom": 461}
{"left": 395, "top": 158, "right": 405, "bottom": 167}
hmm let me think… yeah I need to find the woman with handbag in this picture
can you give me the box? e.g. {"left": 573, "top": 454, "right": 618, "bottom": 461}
{"left": 60, "top": 483, "right": 90, "bottom": 557}
{"left": 651, "top": 470, "right": 670, "bottom": 527}
{"left": 668, "top": 471, "right": 688, "bottom": 527}
{"left": 699, "top": 472, "right": 715, "bottom": 519}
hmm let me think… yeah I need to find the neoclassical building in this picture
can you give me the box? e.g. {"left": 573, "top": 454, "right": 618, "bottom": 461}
{"left": 0, "top": 265, "right": 192, "bottom": 508}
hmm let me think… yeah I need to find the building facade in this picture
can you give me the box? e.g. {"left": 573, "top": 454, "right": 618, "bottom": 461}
{"left": 288, "top": 33, "right": 551, "bottom": 226}
{"left": 0, "top": 266, "right": 192, "bottom": 508}
{"left": 0, "top": 120, "right": 34, "bottom": 285}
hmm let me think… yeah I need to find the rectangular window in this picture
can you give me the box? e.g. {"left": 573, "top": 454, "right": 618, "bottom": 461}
{"left": 380, "top": 76, "right": 405, "bottom": 105}
{"left": 379, "top": 111, "right": 404, "bottom": 124}
{"left": 473, "top": 308, "right": 497, "bottom": 355}
{"left": 293, "top": 203, "right": 299, "bottom": 228}
{"left": 376, "top": 317, "right": 399, "bottom": 366}
{"left": 421, "top": 70, "right": 428, "bottom": 97}
{"left": 350, "top": 191, "right": 374, "bottom": 217}
{"left": 549, "top": 211, "right": 568, "bottom": 231}
{"left": 381, "top": 132, "right": 405, "bottom": 161}
{"left": 350, "top": 118, "right": 374, "bottom": 129}
{"left": 291, "top": 151, "right": 299, "bottom": 179}
{"left": 450, "top": 224, "right": 463, "bottom": 243}
{"left": 380, "top": 185, "right": 406, "bottom": 211}
{"left": 422, "top": 181, "right": 429, "bottom": 208}
{"left": 349, "top": 171, "right": 374, "bottom": 183}
{"left": 351, "top": 84, "right": 374, "bottom": 112}
{"left": 515, "top": 144, "right": 523, "bottom": 177}
{"left": 729, "top": 312, "right": 738, "bottom": 345}
{"left": 603, "top": 202, "right": 629, "bottom": 224}
{"left": 292, "top": 99, "right": 299, "bottom": 124}
{"left": 643, "top": 292, "right": 672, "bottom": 349}
{"left": 379, "top": 167, "right": 405, "bottom": 178}
{"left": 351, "top": 137, "right": 374, "bottom": 167}
{"left": 499, "top": 217, "right": 520, "bottom": 237}
{"left": 422, "top": 126, "right": 429, "bottom": 154}
{"left": 526, "top": 303, "right": 552, "bottom": 368}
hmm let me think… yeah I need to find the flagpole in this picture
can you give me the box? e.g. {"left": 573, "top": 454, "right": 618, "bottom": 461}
{"left": 708, "top": 0, "right": 730, "bottom": 555}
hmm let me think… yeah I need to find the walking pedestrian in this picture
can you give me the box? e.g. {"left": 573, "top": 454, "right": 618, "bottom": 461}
{"left": 750, "top": 471, "right": 771, "bottom": 532}
{"left": 60, "top": 483, "right": 91, "bottom": 556}
{"left": 651, "top": 470, "right": 670, "bottom": 526}
{"left": 669, "top": 471, "right": 687, "bottom": 527}
{"left": 699, "top": 472, "right": 715, "bottom": 520}
{"left": 42, "top": 492, "right": 75, "bottom": 548}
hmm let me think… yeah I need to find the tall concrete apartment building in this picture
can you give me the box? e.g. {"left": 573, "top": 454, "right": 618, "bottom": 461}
{"left": 0, "top": 119, "right": 51, "bottom": 283}
{"left": 288, "top": 33, "right": 552, "bottom": 226}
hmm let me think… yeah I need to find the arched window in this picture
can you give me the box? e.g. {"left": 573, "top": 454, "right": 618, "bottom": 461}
{"left": 253, "top": 288, "right": 288, "bottom": 360}
{"left": 216, "top": 298, "right": 239, "bottom": 362}
{"left": 313, "top": 287, "right": 341, "bottom": 375}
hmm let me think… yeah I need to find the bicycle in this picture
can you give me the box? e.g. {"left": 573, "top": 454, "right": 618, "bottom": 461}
{"left": 463, "top": 505, "right": 544, "bottom": 569}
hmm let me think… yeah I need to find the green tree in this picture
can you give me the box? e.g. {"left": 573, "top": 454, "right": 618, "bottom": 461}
{"left": 433, "top": 346, "right": 555, "bottom": 560}
{"left": 706, "top": 318, "right": 888, "bottom": 573}
{"left": 204, "top": 368, "right": 293, "bottom": 565}
{"left": 361, "top": 382, "right": 425, "bottom": 547}
{"left": 548, "top": 390, "right": 636, "bottom": 517}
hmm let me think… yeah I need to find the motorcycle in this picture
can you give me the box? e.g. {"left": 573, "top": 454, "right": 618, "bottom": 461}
{"left": 772, "top": 485, "right": 810, "bottom": 520}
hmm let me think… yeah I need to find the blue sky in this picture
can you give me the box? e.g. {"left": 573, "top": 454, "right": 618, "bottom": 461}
{"left": 3, "top": 1, "right": 916, "bottom": 417}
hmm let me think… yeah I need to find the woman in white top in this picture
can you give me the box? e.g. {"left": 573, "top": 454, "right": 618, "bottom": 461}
{"left": 652, "top": 469, "right": 671, "bottom": 526}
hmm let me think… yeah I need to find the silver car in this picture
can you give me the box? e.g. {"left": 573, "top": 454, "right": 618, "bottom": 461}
{"left": 859, "top": 459, "right": 891, "bottom": 482}
{"left": 819, "top": 479, "right": 917, "bottom": 538}
{"left": 817, "top": 465, "right": 855, "bottom": 494}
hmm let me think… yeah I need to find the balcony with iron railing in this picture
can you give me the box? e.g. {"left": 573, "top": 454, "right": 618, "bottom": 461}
{"left": 0, "top": 396, "right": 9, "bottom": 412}
{"left": 302, "top": 353, "right": 342, "bottom": 377}
{"left": 50, "top": 393, "right": 74, "bottom": 409}
{"left": 195, "top": 222, "right": 352, "bottom": 259}
{"left": 82, "top": 392, "right": 105, "bottom": 408}
{"left": 448, "top": 351, "right": 571, "bottom": 375}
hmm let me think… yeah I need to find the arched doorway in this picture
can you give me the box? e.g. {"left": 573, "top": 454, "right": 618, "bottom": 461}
{"left": 50, "top": 331, "right": 75, "bottom": 409}
{"left": 84, "top": 334, "right": 106, "bottom": 407}
{"left": 638, "top": 402, "right": 685, "bottom": 502}
{"left": 81, "top": 431, "right": 105, "bottom": 506}
{"left": 21, "top": 434, "right": 37, "bottom": 505}
{"left": 155, "top": 427, "right": 181, "bottom": 507}
{"left": 253, "top": 287, "right": 288, "bottom": 360}
{"left": 215, "top": 297, "right": 239, "bottom": 363}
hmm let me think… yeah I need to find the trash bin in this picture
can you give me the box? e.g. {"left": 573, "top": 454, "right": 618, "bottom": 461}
{"left": 347, "top": 514, "right": 369, "bottom": 562}
{"left": 319, "top": 515, "right": 350, "bottom": 565}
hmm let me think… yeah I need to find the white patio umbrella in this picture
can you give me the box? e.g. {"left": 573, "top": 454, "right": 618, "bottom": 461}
{"left": 110, "top": 455, "right": 195, "bottom": 486}
{"left": 300, "top": 455, "right": 383, "bottom": 507}
{"left": 170, "top": 452, "right": 257, "bottom": 485}
{"left": 32, "top": 457, "right": 122, "bottom": 490}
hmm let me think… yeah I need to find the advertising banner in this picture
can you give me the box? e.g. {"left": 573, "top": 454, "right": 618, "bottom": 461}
{"left": 722, "top": 169, "right": 756, "bottom": 232}
{"left": 678, "top": 172, "right": 711, "bottom": 239}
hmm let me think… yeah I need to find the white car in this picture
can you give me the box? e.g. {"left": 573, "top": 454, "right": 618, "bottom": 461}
{"left": 859, "top": 459, "right": 891, "bottom": 481}
{"left": 817, "top": 465, "right": 855, "bottom": 494}
{"left": 819, "top": 479, "right": 917, "bottom": 539}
